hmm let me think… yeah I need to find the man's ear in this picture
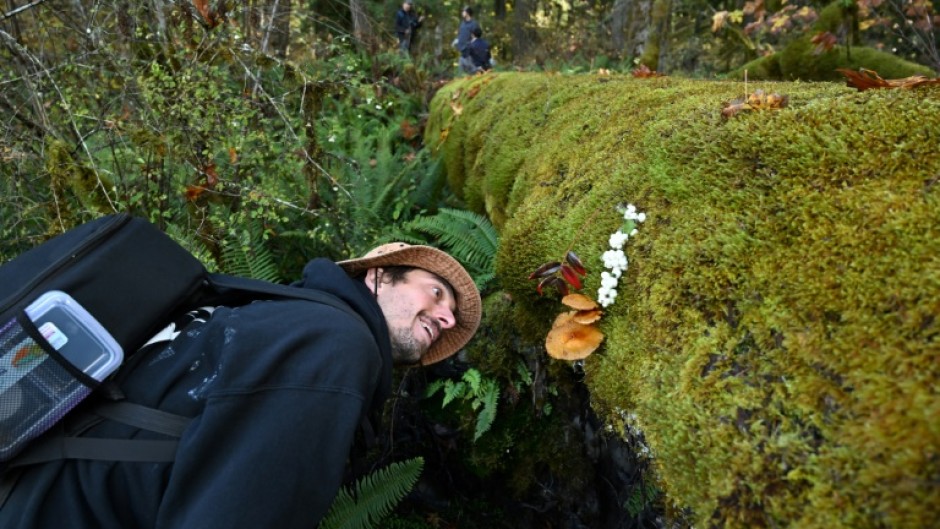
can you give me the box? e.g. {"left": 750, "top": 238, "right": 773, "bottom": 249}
{"left": 363, "top": 267, "right": 383, "bottom": 294}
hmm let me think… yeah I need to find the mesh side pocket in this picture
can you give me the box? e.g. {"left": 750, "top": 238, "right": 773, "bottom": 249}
{"left": 0, "top": 317, "right": 92, "bottom": 461}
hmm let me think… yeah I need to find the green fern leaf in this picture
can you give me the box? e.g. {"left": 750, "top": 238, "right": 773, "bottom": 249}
{"left": 442, "top": 380, "right": 466, "bottom": 408}
{"left": 473, "top": 379, "right": 500, "bottom": 442}
{"left": 319, "top": 457, "right": 424, "bottom": 529}
{"left": 219, "top": 220, "right": 282, "bottom": 282}
{"left": 424, "top": 380, "right": 445, "bottom": 398}
{"left": 463, "top": 368, "right": 483, "bottom": 395}
{"left": 399, "top": 208, "right": 499, "bottom": 290}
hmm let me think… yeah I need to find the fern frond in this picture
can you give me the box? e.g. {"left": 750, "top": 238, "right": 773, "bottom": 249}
{"left": 319, "top": 458, "right": 424, "bottom": 529}
{"left": 219, "top": 221, "right": 282, "bottom": 282}
{"left": 424, "top": 379, "right": 445, "bottom": 398}
{"left": 442, "top": 380, "right": 466, "bottom": 408}
{"left": 463, "top": 368, "right": 483, "bottom": 395}
{"left": 400, "top": 208, "right": 499, "bottom": 290}
{"left": 473, "top": 379, "right": 500, "bottom": 442}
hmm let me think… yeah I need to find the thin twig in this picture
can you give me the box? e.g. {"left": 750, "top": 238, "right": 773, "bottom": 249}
{"left": 0, "top": 0, "right": 48, "bottom": 21}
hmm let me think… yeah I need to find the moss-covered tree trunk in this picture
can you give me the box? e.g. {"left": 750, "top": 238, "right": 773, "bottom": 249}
{"left": 638, "top": 0, "right": 671, "bottom": 71}
{"left": 425, "top": 72, "right": 940, "bottom": 529}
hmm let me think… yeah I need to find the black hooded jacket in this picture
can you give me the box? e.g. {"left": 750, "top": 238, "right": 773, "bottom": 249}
{"left": 0, "top": 259, "right": 392, "bottom": 529}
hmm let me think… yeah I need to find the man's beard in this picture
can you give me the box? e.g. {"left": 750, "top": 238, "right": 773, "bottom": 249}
{"left": 389, "top": 326, "right": 426, "bottom": 366}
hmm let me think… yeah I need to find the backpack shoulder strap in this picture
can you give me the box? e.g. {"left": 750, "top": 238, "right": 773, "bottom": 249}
{"left": 205, "top": 273, "right": 368, "bottom": 329}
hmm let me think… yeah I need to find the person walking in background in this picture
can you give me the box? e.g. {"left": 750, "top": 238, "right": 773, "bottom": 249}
{"left": 454, "top": 6, "right": 481, "bottom": 74}
{"left": 395, "top": 1, "right": 424, "bottom": 55}
{"left": 467, "top": 26, "right": 492, "bottom": 73}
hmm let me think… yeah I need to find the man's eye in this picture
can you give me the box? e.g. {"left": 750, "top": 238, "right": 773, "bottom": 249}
{"left": 432, "top": 287, "right": 442, "bottom": 298}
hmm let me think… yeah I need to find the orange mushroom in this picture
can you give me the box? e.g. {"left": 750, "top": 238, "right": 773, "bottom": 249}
{"left": 561, "top": 293, "right": 598, "bottom": 311}
{"left": 545, "top": 320, "right": 605, "bottom": 360}
{"left": 572, "top": 309, "right": 603, "bottom": 325}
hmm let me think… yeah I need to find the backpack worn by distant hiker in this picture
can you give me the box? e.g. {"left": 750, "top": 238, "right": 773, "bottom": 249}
{"left": 0, "top": 213, "right": 363, "bottom": 496}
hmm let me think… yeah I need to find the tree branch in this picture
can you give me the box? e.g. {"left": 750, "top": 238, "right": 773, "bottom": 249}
{"left": 0, "top": 0, "right": 48, "bottom": 21}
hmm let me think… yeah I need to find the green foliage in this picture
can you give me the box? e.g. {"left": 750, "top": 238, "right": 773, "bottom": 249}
{"left": 428, "top": 71, "right": 940, "bottom": 529}
{"left": 0, "top": 4, "right": 459, "bottom": 275}
{"left": 624, "top": 479, "right": 661, "bottom": 518}
{"left": 395, "top": 208, "right": 499, "bottom": 291}
{"left": 426, "top": 368, "right": 500, "bottom": 442}
{"left": 219, "top": 220, "right": 282, "bottom": 282}
{"left": 319, "top": 458, "right": 425, "bottom": 529}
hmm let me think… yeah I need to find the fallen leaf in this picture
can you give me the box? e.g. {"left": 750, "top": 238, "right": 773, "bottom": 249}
{"left": 467, "top": 84, "right": 482, "bottom": 99}
{"left": 449, "top": 101, "right": 463, "bottom": 116}
{"left": 837, "top": 68, "right": 940, "bottom": 91}
{"left": 632, "top": 64, "right": 665, "bottom": 78}
{"left": 562, "top": 293, "right": 599, "bottom": 311}
{"left": 721, "top": 89, "right": 788, "bottom": 119}
{"left": 811, "top": 32, "right": 837, "bottom": 54}
{"left": 545, "top": 320, "right": 604, "bottom": 360}
{"left": 712, "top": 10, "right": 730, "bottom": 32}
{"left": 400, "top": 119, "right": 420, "bottom": 140}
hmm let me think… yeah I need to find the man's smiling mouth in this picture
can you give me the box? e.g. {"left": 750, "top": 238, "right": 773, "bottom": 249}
{"left": 420, "top": 318, "right": 438, "bottom": 342}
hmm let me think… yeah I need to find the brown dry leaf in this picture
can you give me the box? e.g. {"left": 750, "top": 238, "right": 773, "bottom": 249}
{"left": 400, "top": 119, "right": 420, "bottom": 140}
{"left": 562, "top": 293, "right": 599, "bottom": 311}
{"left": 439, "top": 128, "right": 450, "bottom": 142}
{"left": 573, "top": 309, "right": 603, "bottom": 325}
{"left": 545, "top": 321, "right": 605, "bottom": 360}
{"left": 837, "top": 68, "right": 940, "bottom": 91}
{"left": 721, "top": 89, "right": 788, "bottom": 119}
{"left": 712, "top": 10, "right": 730, "bottom": 32}
{"left": 811, "top": 32, "right": 838, "bottom": 54}
{"left": 467, "top": 84, "right": 482, "bottom": 99}
{"left": 449, "top": 101, "right": 463, "bottom": 116}
{"left": 721, "top": 100, "right": 751, "bottom": 119}
{"left": 632, "top": 64, "right": 664, "bottom": 78}
{"left": 747, "top": 89, "right": 789, "bottom": 110}
{"left": 451, "top": 89, "right": 462, "bottom": 101}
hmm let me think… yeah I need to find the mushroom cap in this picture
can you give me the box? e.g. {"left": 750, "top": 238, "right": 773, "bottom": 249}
{"left": 545, "top": 320, "right": 604, "bottom": 360}
{"left": 561, "top": 293, "right": 599, "bottom": 311}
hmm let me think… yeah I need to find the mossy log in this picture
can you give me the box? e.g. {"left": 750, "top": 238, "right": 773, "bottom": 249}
{"left": 426, "top": 72, "right": 940, "bottom": 528}
{"left": 730, "top": 0, "right": 936, "bottom": 81}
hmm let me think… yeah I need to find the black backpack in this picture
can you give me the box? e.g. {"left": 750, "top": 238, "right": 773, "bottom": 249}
{"left": 0, "top": 214, "right": 362, "bottom": 472}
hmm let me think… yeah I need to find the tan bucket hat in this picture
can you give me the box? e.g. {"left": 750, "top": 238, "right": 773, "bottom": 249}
{"left": 337, "top": 242, "right": 482, "bottom": 365}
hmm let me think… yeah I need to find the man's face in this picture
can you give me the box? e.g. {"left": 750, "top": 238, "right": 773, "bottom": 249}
{"left": 403, "top": 2, "right": 412, "bottom": 11}
{"left": 368, "top": 268, "right": 457, "bottom": 365}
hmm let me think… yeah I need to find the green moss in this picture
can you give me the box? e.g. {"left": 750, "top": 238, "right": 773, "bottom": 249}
{"left": 428, "top": 72, "right": 940, "bottom": 528}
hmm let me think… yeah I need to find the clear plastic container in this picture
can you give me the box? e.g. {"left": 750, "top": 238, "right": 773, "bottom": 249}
{"left": 0, "top": 290, "right": 123, "bottom": 460}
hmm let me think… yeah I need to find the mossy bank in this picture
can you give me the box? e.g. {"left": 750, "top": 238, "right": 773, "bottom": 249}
{"left": 426, "top": 71, "right": 939, "bottom": 528}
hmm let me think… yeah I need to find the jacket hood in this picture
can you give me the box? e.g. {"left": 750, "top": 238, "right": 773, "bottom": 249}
{"left": 292, "top": 258, "right": 392, "bottom": 406}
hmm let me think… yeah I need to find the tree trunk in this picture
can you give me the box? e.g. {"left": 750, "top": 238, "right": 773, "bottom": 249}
{"left": 638, "top": 0, "right": 670, "bottom": 71}
{"left": 261, "top": 0, "right": 291, "bottom": 58}
{"left": 349, "top": 0, "right": 376, "bottom": 54}
{"left": 512, "top": 0, "right": 535, "bottom": 60}
{"left": 493, "top": 0, "right": 506, "bottom": 20}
